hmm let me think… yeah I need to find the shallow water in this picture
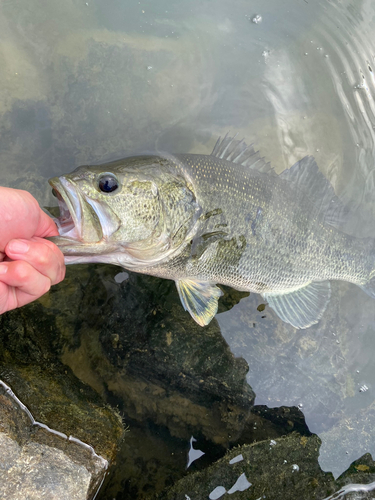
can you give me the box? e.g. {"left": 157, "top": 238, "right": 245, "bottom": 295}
{"left": 2, "top": 0, "right": 375, "bottom": 498}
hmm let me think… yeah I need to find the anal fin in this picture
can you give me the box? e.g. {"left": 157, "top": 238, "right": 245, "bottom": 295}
{"left": 176, "top": 279, "right": 223, "bottom": 326}
{"left": 262, "top": 281, "right": 331, "bottom": 329}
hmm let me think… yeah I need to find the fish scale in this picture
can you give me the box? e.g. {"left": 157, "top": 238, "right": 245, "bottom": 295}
{"left": 172, "top": 154, "right": 371, "bottom": 289}
{"left": 48, "top": 136, "right": 375, "bottom": 329}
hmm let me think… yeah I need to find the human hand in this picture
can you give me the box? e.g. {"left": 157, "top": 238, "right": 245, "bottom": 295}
{"left": 0, "top": 187, "right": 65, "bottom": 314}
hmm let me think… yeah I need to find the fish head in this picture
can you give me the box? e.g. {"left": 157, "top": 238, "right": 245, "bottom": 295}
{"left": 48, "top": 155, "right": 201, "bottom": 267}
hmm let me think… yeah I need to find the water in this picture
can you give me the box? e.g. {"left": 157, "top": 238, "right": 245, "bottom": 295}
{"left": 2, "top": 0, "right": 375, "bottom": 497}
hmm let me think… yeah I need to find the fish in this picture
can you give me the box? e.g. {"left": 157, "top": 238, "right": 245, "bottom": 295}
{"left": 48, "top": 135, "right": 375, "bottom": 329}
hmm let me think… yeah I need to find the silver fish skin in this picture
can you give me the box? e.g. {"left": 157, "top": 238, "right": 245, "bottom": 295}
{"left": 48, "top": 136, "right": 375, "bottom": 328}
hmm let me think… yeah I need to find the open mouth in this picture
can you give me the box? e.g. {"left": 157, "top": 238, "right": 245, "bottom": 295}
{"left": 52, "top": 190, "right": 77, "bottom": 237}
{"left": 49, "top": 177, "right": 82, "bottom": 240}
{"left": 49, "top": 175, "right": 117, "bottom": 247}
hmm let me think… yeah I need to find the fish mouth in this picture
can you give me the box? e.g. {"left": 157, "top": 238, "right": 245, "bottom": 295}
{"left": 49, "top": 177, "right": 81, "bottom": 240}
{"left": 48, "top": 176, "right": 103, "bottom": 247}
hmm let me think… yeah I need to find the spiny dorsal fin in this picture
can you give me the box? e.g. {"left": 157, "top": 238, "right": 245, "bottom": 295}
{"left": 280, "top": 156, "right": 349, "bottom": 228}
{"left": 212, "top": 135, "right": 348, "bottom": 227}
{"left": 211, "top": 134, "right": 273, "bottom": 174}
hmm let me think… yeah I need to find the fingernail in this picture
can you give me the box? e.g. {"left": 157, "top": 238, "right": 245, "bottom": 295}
{"left": 8, "top": 240, "right": 30, "bottom": 254}
{"left": 0, "top": 264, "right": 7, "bottom": 275}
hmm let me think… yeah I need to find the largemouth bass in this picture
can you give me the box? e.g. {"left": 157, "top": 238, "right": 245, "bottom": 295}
{"left": 48, "top": 136, "right": 375, "bottom": 329}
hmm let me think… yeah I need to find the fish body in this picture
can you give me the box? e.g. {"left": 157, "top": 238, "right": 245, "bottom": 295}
{"left": 49, "top": 136, "right": 375, "bottom": 328}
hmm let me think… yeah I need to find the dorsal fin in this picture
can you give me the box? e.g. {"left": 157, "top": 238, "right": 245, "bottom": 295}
{"left": 212, "top": 135, "right": 348, "bottom": 228}
{"left": 280, "top": 156, "right": 349, "bottom": 228}
{"left": 211, "top": 134, "right": 274, "bottom": 174}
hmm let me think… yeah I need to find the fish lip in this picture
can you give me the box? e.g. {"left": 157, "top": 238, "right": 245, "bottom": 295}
{"left": 49, "top": 177, "right": 82, "bottom": 240}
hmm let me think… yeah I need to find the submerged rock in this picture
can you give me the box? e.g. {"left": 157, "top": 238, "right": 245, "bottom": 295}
{"left": 53, "top": 266, "right": 256, "bottom": 446}
{"left": 0, "top": 263, "right": 255, "bottom": 498}
{"left": 0, "top": 279, "right": 125, "bottom": 499}
{"left": 158, "top": 432, "right": 333, "bottom": 500}
{"left": 158, "top": 432, "right": 375, "bottom": 500}
{"left": 98, "top": 404, "right": 311, "bottom": 500}
{"left": 0, "top": 263, "right": 318, "bottom": 499}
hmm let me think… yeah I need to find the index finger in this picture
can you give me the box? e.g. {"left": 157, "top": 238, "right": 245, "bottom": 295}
{"left": 5, "top": 237, "right": 65, "bottom": 285}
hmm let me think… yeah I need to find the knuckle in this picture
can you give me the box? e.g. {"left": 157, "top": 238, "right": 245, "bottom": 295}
{"left": 13, "top": 261, "right": 30, "bottom": 282}
{"left": 34, "top": 245, "right": 50, "bottom": 267}
{"left": 41, "top": 239, "right": 56, "bottom": 251}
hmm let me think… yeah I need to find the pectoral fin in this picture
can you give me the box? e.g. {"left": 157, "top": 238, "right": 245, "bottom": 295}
{"left": 262, "top": 281, "right": 331, "bottom": 329}
{"left": 176, "top": 279, "right": 223, "bottom": 326}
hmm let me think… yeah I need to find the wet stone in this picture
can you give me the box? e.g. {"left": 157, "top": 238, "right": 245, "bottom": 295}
{"left": 157, "top": 433, "right": 334, "bottom": 500}
{"left": 158, "top": 432, "right": 375, "bottom": 500}
{"left": 0, "top": 263, "right": 319, "bottom": 499}
{"left": 1, "top": 263, "right": 255, "bottom": 498}
{"left": 0, "top": 277, "right": 125, "bottom": 499}
{"left": 54, "top": 267, "right": 256, "bottom": 446}
{"left": 0, "top": 438, "right": 92, "bottom": 500}
{"left": 3, "top": 263, "right": 369, "bottom": 499}
{"left": 0, "top": 379, "right": 113, "bottom": 500}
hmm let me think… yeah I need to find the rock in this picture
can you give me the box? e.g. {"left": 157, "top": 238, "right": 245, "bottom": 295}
{"left": 53, "top": 267, "right": 256, "bottom": 446}
{"left": 0, "top": 275, "right": 125, "bottom": 499}
{"left": 0, "top": 263, "right": 254, "bottom": 498}
{"left": 158, "top": 432, "right": 335, "bottom": 500}
{"left": 336, "top": 453, "right": 375, "bottom": 495}
{"left": 99, "top": 404, "right": 312, "bottom": 500}
{"left": 0, "top": 378, "right": 112, "bottom": 500}
{"left": 158, "top": 432, "right": 375, "bottom": 500}
{"left": 0, "top": 263, "right": 318, "bottom": 499}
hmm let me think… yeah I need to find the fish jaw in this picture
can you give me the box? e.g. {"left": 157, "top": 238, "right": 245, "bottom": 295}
{"left": 49, "top": 176, "right": 105, "bottom": 243}
{"left": 46, "top": 238, "right": 128, "bottom": 265}
{"left": 48, "top": 176, "right": 125, "bottom": 263}
{"left": 49, "top": 177, "right": 82, "bottom": 240}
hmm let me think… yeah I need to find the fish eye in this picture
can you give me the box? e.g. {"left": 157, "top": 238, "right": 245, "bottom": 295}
{"left": 98, "top": 174, "right": 119, "bottom": 193}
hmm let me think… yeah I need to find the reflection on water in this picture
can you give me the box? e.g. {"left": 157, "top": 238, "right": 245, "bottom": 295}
{"left": 2, "top": 0, "right": 375, "bottom": 498}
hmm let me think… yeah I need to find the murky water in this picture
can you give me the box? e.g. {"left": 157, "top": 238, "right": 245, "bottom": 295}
{"left": 2, "top": 0, "right": 375, "bottom": 498}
